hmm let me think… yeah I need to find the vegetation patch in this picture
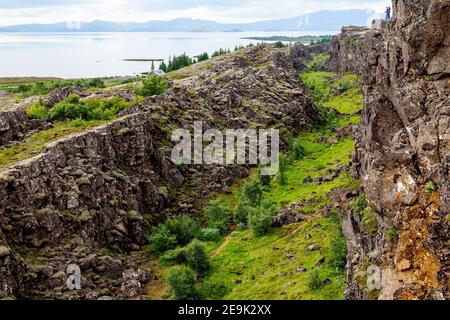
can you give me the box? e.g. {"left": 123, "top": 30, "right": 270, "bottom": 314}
{"left": 305, "top": 53, "right": 331, "bottom": 71}
{"left": 135, "top": 75, "right": 168, "bottom": 97}
{"left": 206, "top": 216, "right": 346, "bottom": 300}
{"left": 0, "top": 119, "right": 105, "bottom": 169}
{"left": 27, "top": 94, "right": 131, "bottom": 121}
{"left": 425, "top": 181, "right": 438, "bottom": 194}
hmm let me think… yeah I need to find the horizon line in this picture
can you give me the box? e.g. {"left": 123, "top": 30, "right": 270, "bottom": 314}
{"left": 0, "top": 8, "right": 378, "bottom": 29}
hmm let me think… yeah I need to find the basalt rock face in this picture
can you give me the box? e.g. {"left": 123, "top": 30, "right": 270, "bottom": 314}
{"left": 129, "top": 44, "right": 323, "bottom": 138}
{"left": 0, "top": 44, "right": 322, "bottom": 299}
{"left": 330, "top": 0, "right": 450, "bottom": 300}
{"left": 0, "top": 110, "right": 46, "bottom": 147}
{"left": 43, "top": 87, "right": 85, "bottom": 108}
{"left": 0, "top": 88, "right": 76, "bottom": 148}
{"left": 0, "top": 113, "right": 174, "bottom": 299}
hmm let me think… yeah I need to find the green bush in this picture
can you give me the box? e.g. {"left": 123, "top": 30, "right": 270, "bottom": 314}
{"left": 259, "top": 173, "right": 271, "bottom": 186}
{"left": 166, "top": 216, "right": 201, "bottom": 246}
{"left": 87, "top": 78, "right": 105, "bottom": 88}
{"left": 278, "top": 154, "right": 288, "bottom": 185}
{"left": 198, "top": 228, "right": 221, "bottom": 241}
{"left": 289, "top": 140, "right": 306, "bottom": 160}
{"left": 185, "top": 240, "right": 210, "bottom": 277}
{"left": 47, "top": 95, "right": 129, "bottom": 121}
{"left": 48, "top": 94, "right": 86, "bottom": 120}
{"left": 161, "top": 247, "right": 187, "bottom": 265}
{"left": 204, "top": 202, "right": 232, "bottom": 235}
{"left": 27, "top": 101, "right": 49, "bottom": 119}
{"left": 387, "top": 225, "right": 399, "bottom": 242}
{"left": 248, "top": 201, "right": 277, "bottom": 236}
{"left": 328, "top": 238, "right": 347, "bottom": 271}
{"left": 338, "top": 79, "right": 351, "bottom": 92}
{"left": 353, "top": 195, "right": 368, "bottom": 214}
{"left": 167, "top": 266, "right": 200, "bottom": 300}
{"left": 87, "top": 97, "right": 129, "bottom": 120}
{"left": 242, "top": 181, "right": 263, "bottom": 207}
{"left": 148, "top": 224, "right": 177, "bottom": 255}
{"left": 235, "top": 204, "right": 250, "bottom": 229}
{"left": 274, "top": 41, "right": 286, "bottom": 48}
{"left": 361, "top": 207, "right": 379, "bottom": 237}
{"left": 425, "top": 181, "right": 438, "bottom": 194}
{"left": 136, "top": 74, "right": 167, "bottom": 97}
{"left": 308, "top": 270, "right": 323, "bottom": 290}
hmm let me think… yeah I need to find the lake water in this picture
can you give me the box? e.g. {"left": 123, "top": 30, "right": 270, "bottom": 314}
{"left": 0, "top": 31, "right": 337, "bottom": 79}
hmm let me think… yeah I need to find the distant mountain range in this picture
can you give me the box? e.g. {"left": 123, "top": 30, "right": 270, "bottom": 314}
{"left": 0, "top": 9, "right": 380, "bottom": 32}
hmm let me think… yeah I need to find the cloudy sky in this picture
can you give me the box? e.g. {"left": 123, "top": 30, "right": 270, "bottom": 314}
{"left": 0, "top": 0, "right": 390, "bottom": 26}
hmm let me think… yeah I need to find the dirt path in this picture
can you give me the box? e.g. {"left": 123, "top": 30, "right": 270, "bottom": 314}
{"left": 210, "top": 236, "right": 232, "bottom": 258}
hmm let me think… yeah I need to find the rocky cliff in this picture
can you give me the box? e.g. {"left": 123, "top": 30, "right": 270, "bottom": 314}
{"left": 330, "top": 0, "right": 449, "bottom": 300}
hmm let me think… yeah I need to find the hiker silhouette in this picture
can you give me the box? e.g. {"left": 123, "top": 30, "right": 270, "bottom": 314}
{"left": 385, "top": 6, "right": 391, "bottom": 20}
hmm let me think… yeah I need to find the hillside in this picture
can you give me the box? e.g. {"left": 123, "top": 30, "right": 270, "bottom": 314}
{"left": 0, "top": 0, "right": 448, "bottom": 301}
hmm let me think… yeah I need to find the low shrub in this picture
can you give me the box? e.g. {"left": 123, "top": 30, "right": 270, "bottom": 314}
{"left": 161, "top": 247, "right": 187, "bottom": 265}
{"left": 27, "top": 101, "right": 49, "bottom": 119}
{"left": 425, "top": 181, "right": 438, "bottom": 194}
{"left": 135, "top": 74, "right": 167, "bottom": 97}
{"left": 289, "top": 140, "right": 306, "bottom": 160}
{"left": 259, "top": 173, "right": 271, "bottom": 186}
{"left": 278, "top": 154, "right": 288, "bottom": 185}
{"left": 242, "top": 181, "right": 263, "bottom": 207}
{"left": 167, "top": 266, "right": 200, "bottom": 300}
{"left": 235, "top": 204, "right": 250, "bottom": 230}
{"left": 166, "top": 216, "right": 201, "bottom": 246}
{"left": 387, "top": 225, "right": 399, "bottom": 242}
{"left": 148, "top": 224, "right": 177, "bottom": 255}
{"left": 198, "top": 228, "right": 221, "bottom": 241}
{"left": 47, "top": 95, "right": 129, "bottom": 121}
{"left": 308, "top": 269, "right": 323, "bottom": 290}
{"left": 328, "top": 238, "right": 347, "bottom": 272}
{"left": 87, "top": 77, "right": 106, "bottom": 88}
{"left": 248, "top": 201, "right": 277, "bottom": 236}
{"left": 353, "top": 195, "right": 368, "bottom": 214}
{"left": 185, "top": 240, "right": 210, "bottom": 277}
{"left": 361, "top": 207, "right": 379, "bottom": 237}
{"left": 204, "top": 202, "right": 232, "bottom": 235}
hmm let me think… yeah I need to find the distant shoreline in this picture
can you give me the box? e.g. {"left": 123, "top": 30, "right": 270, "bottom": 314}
{"left": 241, "top": 35, "right": 333, "bottom": 42}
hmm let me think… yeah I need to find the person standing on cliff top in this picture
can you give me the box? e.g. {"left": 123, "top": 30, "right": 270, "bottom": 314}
{"left": 385, "top": 6, "right": 391, "bottom": 20}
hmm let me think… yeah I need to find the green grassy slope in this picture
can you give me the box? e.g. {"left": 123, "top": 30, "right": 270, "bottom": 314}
{"left": 192, "top": 69, "right": 363, "bottom": 300}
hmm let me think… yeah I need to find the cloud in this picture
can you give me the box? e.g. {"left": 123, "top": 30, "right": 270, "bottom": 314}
{"left": 0, "top": 0, "right": 88, "bottom": 9}
{"left": 0, "top": 0, "right": 391, "bottom": 26}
